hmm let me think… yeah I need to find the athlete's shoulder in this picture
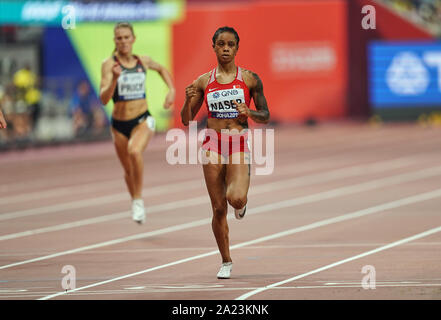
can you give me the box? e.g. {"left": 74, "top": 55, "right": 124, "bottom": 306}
{"left": 194, "top": 71, "right": 211, "bottom": 90}
{"left": 241, "top": 68, "right": 262, "bottom": 89}
{"left": 241, "top": 68, "right": 260, "bottom": 82}
{"left": 102, "top": 56, "right": 115, "bottom": 66}
{"left": 101, "top": 56, "right": 116, "bottom": 72}
{"left": 138, "top": 55, "right": 152, "bottom": 64}
{"left": 197, "top": 71, "right": 211, "bottom": 82}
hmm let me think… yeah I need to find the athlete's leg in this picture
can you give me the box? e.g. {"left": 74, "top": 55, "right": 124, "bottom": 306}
{"left": 112, "top": 128, "right": 135, "bottom": 198}
{"left": 226, "top": 152, "right": 250, "bottom": 210}
{"left": 203, "top": 151, "right": 231, "bottom": 263}
{"left": 127, "top": 122, "right": 154, "bottom": 199}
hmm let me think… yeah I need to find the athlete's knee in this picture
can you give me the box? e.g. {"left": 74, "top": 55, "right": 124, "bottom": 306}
{"left": 227, "top": 193, "right": 247, "bottom": 210}
{"left": 212, "top": 205, "right": 227, "bottom": 218}
{"left": 127, "top": 145, "right": 142, "bottom": 158}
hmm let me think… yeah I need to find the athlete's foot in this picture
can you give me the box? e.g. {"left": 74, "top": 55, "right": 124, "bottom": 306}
{"left": 234, "top": 205, "right": 247, "bottom": 220}
{"left": 217, "top": 262, "right": 233, "bottom": 279}
{"left": 132, "top": 199, "right": 145, "bottom": 224}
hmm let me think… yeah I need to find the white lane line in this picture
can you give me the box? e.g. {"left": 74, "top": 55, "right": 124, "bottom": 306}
{"left": 3, "top": 164, "right": 441, "bottom": 269}
{"left": 37, "top": 187, "right": 441, "bottom": 300}
{"left": 288, "top": 284, "right": 441, "bottom": 289}
{"left": 41, "top": 283, "right": 441, "bottom": 294}
{"left": 0, "top": 179, "right": 204, "bottom": 221}
{"left": 323, "top": 281, "right": 419, "bottom": 285}
{"left": 0, "top": 148, "right": 389, "bottom": 219}
{"left": 0, "top": 179, "right": 121, "bottom": 206}
{"left": 1, "top": 124, "right": 436, "bottom": 207}
{"left": 2, "top": 241, "right": 440, "bottom": 257}
{"left": 0, "top": 155, "right": 426, "bottom": 240}
{"left": 235, "top": 225, "right": 441, "bottom": 300}
{"left": 5, "top": 282, "right": 441, "bottom": 299}
{"left": 0, "top": 218, "right": 211, "bottom": 270}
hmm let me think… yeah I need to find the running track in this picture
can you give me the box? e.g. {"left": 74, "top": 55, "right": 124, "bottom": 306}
{"left": 1, "top": 122, "right": 441, "bottom": 301}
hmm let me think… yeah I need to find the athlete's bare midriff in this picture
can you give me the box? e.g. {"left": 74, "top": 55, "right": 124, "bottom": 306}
{"left": 112, "top": 99, "right": 148, "bottom": 121}
{"left": 206, "top": 118, "right": 247, "bottom": 133}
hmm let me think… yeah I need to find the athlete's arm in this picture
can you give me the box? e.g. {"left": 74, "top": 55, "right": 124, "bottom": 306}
{"left": 99, "top": 58, "right": 121, "bottom": 105}
{"left": 0, "top": 108, "right": 7, "bottom": 129}
{"left": 180, "top": 74, "right": 206, "bottom": 126}
{"left": 236, "top": 70, "right": 270, "bottom": 124}
{"left": 142, "top": 56, "right": 175, "bottom": 109}
{"left": 248, "top": 71, "right": 270, "bottom": 124}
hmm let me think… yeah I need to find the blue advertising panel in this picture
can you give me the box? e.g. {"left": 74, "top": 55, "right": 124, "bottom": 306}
{"left": 369, "top": 41, "right": 441, "bottom": 109}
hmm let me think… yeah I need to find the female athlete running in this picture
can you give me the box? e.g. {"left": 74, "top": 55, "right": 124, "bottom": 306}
{"left": 181, "top": 26, "right": 270, "bottom": 279}
{"left": 100, "top": 22, "right": 175, "bottom": 224}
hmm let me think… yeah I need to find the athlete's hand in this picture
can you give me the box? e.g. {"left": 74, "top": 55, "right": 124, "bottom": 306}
{"left": 164, "top": 89, "right": 175, "bottom": 109}
{"left": 233, "top": 100, "right": 250, "bottom": 122}
{"left": 112, "top": 62, "right": 122, "bottom": 79}
{"left": 0, "top": 110, "right": 7, "bottom": 129}
{"left": 185, "top": 82, "right": 198, "bottom": 100}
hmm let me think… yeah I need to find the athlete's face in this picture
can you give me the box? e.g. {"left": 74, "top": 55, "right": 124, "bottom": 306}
{"left": 213, "top": 32, "right": 238, "bottom": 63}
{"left": 114, "top": 27, "right": 135, "bottom": 55}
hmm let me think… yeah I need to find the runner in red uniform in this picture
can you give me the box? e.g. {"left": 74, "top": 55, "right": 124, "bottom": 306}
{"left": 181, "top": 26, "right": 270, "bottom": 279}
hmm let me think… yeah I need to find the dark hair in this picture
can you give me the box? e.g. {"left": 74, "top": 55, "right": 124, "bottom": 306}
{"left": 212, "top": 26, "right": 240, "bottom": 47}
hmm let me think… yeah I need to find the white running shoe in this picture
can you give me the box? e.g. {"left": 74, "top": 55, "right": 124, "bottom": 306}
{"left": 234, "top": 205, "right": 247, "bottom": 220}
{"left": 217, "top": 262, "right": 233, "bottom": 279}
{"left": 132, "top": 199, "right": 145, "bottom": 224}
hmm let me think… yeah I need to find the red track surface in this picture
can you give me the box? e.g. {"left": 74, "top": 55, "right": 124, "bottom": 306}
{"left": 1, "top": 122, "right": 441, "bottom": 300}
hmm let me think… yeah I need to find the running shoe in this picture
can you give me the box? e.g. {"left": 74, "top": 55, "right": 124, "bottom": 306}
{"left": 234, "top": 205, "right": 247, "bottom": 220}
{"left": 132, "top": 199, "right": 145, "bottom": 224}
{"left": 217, "top": 262, "right": 233, "bottom": 279}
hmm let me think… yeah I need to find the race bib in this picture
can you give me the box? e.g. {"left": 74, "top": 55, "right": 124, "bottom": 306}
{"left": 117, "top": 72, "right": 146, "bottom": 100}
{"left": 146, "top": 115, "right": 156, "bottom": 131}
{"left": 207, "top": 88, "right": 245, "bottom": 119}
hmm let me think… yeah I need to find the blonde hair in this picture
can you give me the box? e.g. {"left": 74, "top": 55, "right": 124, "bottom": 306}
{"left": 113, "top": 22, "right": 135, "bottom": 54}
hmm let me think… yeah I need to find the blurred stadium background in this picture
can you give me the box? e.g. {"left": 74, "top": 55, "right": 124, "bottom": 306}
{"left": 0, "top": 0, "right": 440, "bottom": 151}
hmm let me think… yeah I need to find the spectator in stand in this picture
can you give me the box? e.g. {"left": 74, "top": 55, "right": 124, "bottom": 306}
{"left": 70, "top": 79, "right": 107, "bottom": 136}
{"left": 12, "top": 64, "right": 40, "bottom": 140}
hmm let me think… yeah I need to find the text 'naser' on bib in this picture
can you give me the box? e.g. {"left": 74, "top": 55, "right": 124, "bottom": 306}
{"left": 117, "top": 71, "right": 146, "bottom": 101}
{"left": 206, "top": 87, "right": 245, "bottom": 119}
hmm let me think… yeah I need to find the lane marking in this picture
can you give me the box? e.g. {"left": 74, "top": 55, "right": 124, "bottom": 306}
{"left": 4, "top": 241, "right": 439, "bottom": 257}
{"left": 235, "top": 225, "right": 441, "bottom": 300}
{"left": 0, "top": 155, "right": 428, "bottom": 240}
{"left": 0, "top": 147, "right": 409, "bottom": 219}
{"left": 0, "top": 179, "right": 121, "bottom": 206}
{"left": 3, "top": 164, "right": 441, "bottom": 269}
{"left": 1, "top": 161, "right": 439, "bottom": 269}
{"left": 4, "top": 283, "right": 441, "bottom": 299}
{"left": 1, "top": 126, "right": 437, "bottom": 207}
{"left": 323, "top": 281, "right": 419, "bottom": 285}
{"left": 0, "top": 179, "right": 204, "bottom": 222}
{"left": 37, "top": 187, "right": 441, "bottom": 300}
